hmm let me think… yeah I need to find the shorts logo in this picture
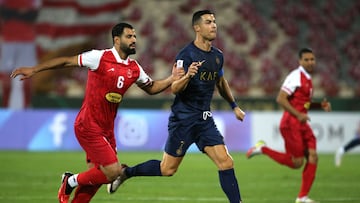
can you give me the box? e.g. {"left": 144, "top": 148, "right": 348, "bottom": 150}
{"left": 105, "top": 92, "right": 123, "bottom": 103}
{"left": 176, "top": 141, "right": 185, "bottom": 155}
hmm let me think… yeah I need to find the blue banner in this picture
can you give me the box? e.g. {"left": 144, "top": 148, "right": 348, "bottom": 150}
{"left": 0, "top": 109, "right": 252, "bottom": 152}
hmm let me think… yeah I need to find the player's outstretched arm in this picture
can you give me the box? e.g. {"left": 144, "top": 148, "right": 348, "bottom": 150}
{"left": 142, "top": 63, "right": 184, "bottom": 95}
{"left": 10, "top": 56, "right": 79, "bottom": 80}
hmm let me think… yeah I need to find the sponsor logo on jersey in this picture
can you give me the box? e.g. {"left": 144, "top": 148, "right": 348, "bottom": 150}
{"left": 105, "top": 92, "right": 123, "bottom": 103}
{"left": 200, "top": 71, "right": 218, "bottom": 80}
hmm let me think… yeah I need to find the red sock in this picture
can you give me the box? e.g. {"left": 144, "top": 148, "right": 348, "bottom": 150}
{"left": 77, "top": 167, "right": 109, "bottom": 185}
{"left": 71, "top": 184, "right": 101, "bottom": 203}
{"left": 298, "top": 162, "right": 317, "bottom": 198}
{"left": 262, "top": 146, "right": 295, "bottom": 168}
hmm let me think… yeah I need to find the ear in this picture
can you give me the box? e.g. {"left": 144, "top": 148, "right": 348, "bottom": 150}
{"left": 114, "top": 36, "right": 121, "bottom": 44}
{"left": 193, "top": 24, "right": 200, "bottom": 32}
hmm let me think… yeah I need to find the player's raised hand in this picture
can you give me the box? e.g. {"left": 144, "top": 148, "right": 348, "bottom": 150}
{"left": 10, "top": 67, "right": 36, "bottom": 80}
{"left": 186, "top": 61, "right": 203, "bottom": 78}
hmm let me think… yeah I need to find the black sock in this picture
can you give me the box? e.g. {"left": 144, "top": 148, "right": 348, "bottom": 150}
{"left": 219, "top": 169, "right": 241, "bottom": 203}
{"left": 344, "top": 137, "right": 360, "bottom": 152}
{"left": 125, "top": 160, "right": 162, "bottom": 177}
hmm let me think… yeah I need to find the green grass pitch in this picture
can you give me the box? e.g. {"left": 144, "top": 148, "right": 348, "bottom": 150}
{"left": 0, "top": 151, "right": 359, "bottom": 203}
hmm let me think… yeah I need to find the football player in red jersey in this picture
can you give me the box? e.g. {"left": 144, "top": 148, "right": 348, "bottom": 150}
{"left": 11, "top": 22, "right": 183, "bottom": 203}
{"left": 246, "top": 48, "right": 331, "bottom": 203}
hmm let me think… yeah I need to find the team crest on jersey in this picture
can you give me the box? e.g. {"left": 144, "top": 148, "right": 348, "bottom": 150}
{"left": 105, "top": 92, "right": 123, "bottom": 103}
{"left": 216, "top": 56, "right": 220, "bottom": 65}
{"left": 127, "top": 69, "right": 133, "bottom": 78}
{"left": 304, "top": 102, "right": 310, "bottom": 109}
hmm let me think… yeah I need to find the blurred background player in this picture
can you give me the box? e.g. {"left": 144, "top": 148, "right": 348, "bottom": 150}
{"left": 335, "top": 121, "right": 360, "bottom": 167}
{"left": 246, "top": 48, "right": 331, "bottom": 203}
{"left": 107, "top": 10, "right": 246, "bottom": 203}
{"left": 0, "top": 0, "right": 41, "bottom": 109}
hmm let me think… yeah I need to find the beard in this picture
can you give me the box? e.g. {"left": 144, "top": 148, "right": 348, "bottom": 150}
{"left": 120, "top": 43, "right": 136, "bottom": 56}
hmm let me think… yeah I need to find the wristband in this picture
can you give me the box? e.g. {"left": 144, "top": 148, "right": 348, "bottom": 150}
{"left": 229, "top": 101, "right": 237, "bottom": 109}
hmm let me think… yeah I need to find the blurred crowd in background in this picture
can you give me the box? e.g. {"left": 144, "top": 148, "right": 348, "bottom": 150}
{"left": 0, "top": 0, "right": 359, "bottom": 108}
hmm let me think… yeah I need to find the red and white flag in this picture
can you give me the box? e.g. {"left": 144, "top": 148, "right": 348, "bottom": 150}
{"left": 36, "top": 0, "right": 131, "bottom": 52}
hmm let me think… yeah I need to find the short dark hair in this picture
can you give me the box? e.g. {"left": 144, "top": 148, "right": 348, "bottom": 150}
{"left": 192, "top": 10, "right": 214, "bottom": 26}
{"left": 298, "top": 47, "right": 313, "bottom": 59}
{"left": 112, "top": 22, "right": 133, "bottom": 38}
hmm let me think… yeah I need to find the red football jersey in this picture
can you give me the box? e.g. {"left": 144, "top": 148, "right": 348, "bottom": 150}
{"left": 280, "top": 66, "right": 313, "bottom": 121}
{"left": 75, "top": 47, "right": 152, "bottom": 134}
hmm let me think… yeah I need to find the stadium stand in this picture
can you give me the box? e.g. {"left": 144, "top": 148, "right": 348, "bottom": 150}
{"left": 13, "top": 0, "right": 360, "bottom": 98}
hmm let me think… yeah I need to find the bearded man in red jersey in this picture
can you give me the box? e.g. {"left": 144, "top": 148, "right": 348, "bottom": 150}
{"left": 11, "top": 22, "right": 183, "bottom": 203}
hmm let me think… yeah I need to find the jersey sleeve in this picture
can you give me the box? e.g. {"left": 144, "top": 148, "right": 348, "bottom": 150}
{"left": 281, "top": 69, "right": 301, "bottom": 95}
{"left": 135, "top": 61, "right": 153, "bottom": 87}
{"left": 218, "top": 68, "right": 224, "bottom": 77}
{"left": 78, "top": 49, "right": 104, "bottom": 71}
{"left": 218, "top": 52, "right": 224, "bottom": 77}
{"left": 175, "top": 50, "right": 192, "bottom": 72}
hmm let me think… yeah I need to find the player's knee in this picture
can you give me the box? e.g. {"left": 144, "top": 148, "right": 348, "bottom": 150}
{"left": 292, "top": 158, "right": 304, "bottom": 169}
{"left": 219, "top": 158, "right": 234, "bottom": 170}
{"left": 308, "top": 153, "right": 318, "bottom": 164}
{"left": 214, "top": 154, "right": 234, "bottom": 170}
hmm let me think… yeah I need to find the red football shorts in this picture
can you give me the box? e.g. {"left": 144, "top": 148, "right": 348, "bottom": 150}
{"left": 75, "top": 126, "right": 118, "bottom": 167}
{"left": 280, "top": 119, "right": 316, "bottom": 158}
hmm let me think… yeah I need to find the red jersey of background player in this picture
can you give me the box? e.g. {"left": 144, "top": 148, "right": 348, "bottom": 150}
{"left": 75, "top": 47, "right": 152, "bottom": 134}
{"left": 280, "top": 66, "right": 313, "bottom": 123}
